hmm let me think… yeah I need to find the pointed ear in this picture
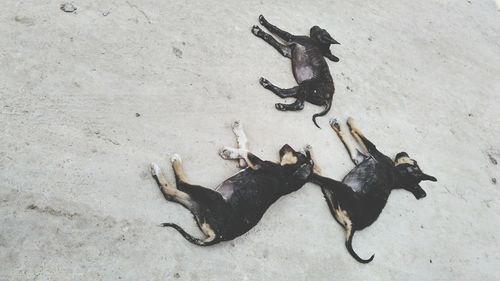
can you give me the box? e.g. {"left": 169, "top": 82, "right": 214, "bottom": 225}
{"left": 420, "top": 173, "right": 437, "bottom": 182}
{"left": 279, "top": 144, "right": 294, "bottom": 157}
{"left": 293, "top": 163, "right": 312, "bottom": 180}
{"left": 325, "top": 53, "right": 340, "bottom": 62}
{"left": 410, "top": 184, "right": 427, "bottom": 199}
{"left": 317, "top": 31, "right": 340, "bottom": 45}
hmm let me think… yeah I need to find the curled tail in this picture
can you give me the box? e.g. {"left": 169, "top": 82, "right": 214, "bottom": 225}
{"left": 346, "top": 229, "right": 374, "bottom": 263}
{"left": 312, "top": 101, "right": 332, "bottom": 129}
{"left": 160, "top": 223, "right": 219, "bottom": 246}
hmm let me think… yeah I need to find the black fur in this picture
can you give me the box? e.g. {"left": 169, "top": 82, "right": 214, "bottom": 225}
{"left": 309, "top": 118, "right": 437, "bottom": 263}
{"left": 251, "top": 15, "right": 339, "bottom": 128}
{"left": 153, "top": 144, "right": 314, "bottom": 246}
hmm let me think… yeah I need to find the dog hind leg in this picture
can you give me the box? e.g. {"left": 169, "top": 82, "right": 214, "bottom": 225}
{"left": 275, "top": 98, "right": 305, "bottom": 111}
{"left": 330, "top": 118, "right": 366, "bottom": 165}
{"left": 259, "top": 78, "right": 298, "bottom": 98}
{"left": 150, "top": 162, "right": 193, "bottom": 208}
{"left": 346, "top": 117, "right": 379, "bottom": 154}
{"left": 152, "top": 158, "right": 224, "bottom": 246}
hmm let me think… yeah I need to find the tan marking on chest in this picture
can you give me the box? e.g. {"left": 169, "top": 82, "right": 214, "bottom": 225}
{"left": 395, "top": 156, "right": 415, "bottom": 166}
{"left": 280, "top": 152, "right": 298, "bottom": 165}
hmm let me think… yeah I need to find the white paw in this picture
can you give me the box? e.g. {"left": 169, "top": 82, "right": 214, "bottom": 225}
{"left": 219, "top": 147, "right": 238, "bottom": 159}
{"left": 232, "top": 120, "right": 242, "bottom": 130}
{"left": 304, "top": 144, "right": 313, "bottom": 151}
{"left": 218, "top": 147, "right": 231, "bottom": 159}
{"left": 251, "top": 25, "right": 261, "bottom": 36}
{"left": 330, "top": 118, "right": 341, "bottom": 131}
{"left": 170, "top": 154, "right": 182, "bottom": 163}
{"left": 150, "top": 162, "right": 161, "bottom": 176}
{"left": 232, "top": 120, "right": 244, "bottom": 135}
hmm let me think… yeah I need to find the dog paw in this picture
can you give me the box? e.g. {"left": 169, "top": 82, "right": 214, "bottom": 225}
{"left": 218, "top": 147, "right": 231, "bottom": 159}
{"left": 259, "top": 15, "right": 267, "bottom": 25}
{"left": 346, "top": 117, "right": 356, "bottom": 129}
{"left": 329, "top": 118, "right": 340, "bottom": 131}
{"left": 170, "top": 154, "right": 182, "bottom": 163}
{"left": 251, "top": 25, "right": 261, "bottom": 36}
{"left": 259, "top": 77, "right": 270, "bottom": 88}
{"left": 304, "top": 144, "right": 313, "bottom": 151}
{"left": 232, "top": 120, "right": 242, "bottom": 131}
{"left": 232, "top": 121, "right": 246, "bottom": 138}
{"left": 219, "top": 146, "right": 234, "bottom": 160}
{"left": 150, "top": 162, "right": 161, "bottom": 176}
{"left": 275, "top": 103, "right": 286, "bottom": 111}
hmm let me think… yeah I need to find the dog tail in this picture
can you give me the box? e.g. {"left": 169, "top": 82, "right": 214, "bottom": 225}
{"left": 312, "top": 100, "right": 332, "bottom": 129}
{"left": 346, "top": 229, "right": 375, "bottom": 263}
{"left": 160, "top": 223, "right": 219, "bottom": 246}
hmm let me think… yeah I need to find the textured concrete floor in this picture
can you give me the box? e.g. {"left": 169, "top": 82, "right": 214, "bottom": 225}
{"left": 1, "top": 0, "right": 499, "bottom": 280}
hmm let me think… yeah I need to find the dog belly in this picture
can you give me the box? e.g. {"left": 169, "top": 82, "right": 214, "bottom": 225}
{"left": 292, "top": 45, "right": 328, "bottom": 83}
{"left": 215, "top": 169, "right": 250, "bottom": 200}
{"left": 292, "top": 45, "right": 316, "bottom": 83}
{"left": 294, "top": 66, "right": 314, "bottom": 82}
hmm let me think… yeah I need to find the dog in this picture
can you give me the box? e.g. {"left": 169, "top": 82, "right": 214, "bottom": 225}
{"left": 150, "top": 121, "right": 317, "bottom": 246}
{"left": 309, "top": 117, "right": 437, "bottom": 263}
{"left": 251, "top": 15, "right": 340, "bottom": 128}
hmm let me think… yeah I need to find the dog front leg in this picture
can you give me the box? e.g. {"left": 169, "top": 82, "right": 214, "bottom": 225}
{"left": 258, "top": 15, "right": 294, "bottom": 42}
{"left": 231, "top": 121, "right": 249, "bottom": 168}
{"left": 303, "top": 144, "right": 322, "bottom": 175}
{"left": 218, "top": 147, "right": 262, "bottom": 170}
{"left": 330, "top": 118, "right": 366, "bottom": 166}
{"left": 251, "top": 25, "right": 291, "bottom": 58}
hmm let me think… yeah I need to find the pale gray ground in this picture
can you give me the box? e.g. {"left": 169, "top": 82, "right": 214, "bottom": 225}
{"left": 1, "top": 0, "right": 499, "bottom": 280}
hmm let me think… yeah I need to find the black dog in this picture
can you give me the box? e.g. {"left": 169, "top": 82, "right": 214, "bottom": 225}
{"left": 251, "top": 15, "right": 340, "bottom": 128}
{"left": 310, "top": 117, "right": 437, "bottom": 263}
{"left": 150, "top": 121, "right": 316, "bottom": 246}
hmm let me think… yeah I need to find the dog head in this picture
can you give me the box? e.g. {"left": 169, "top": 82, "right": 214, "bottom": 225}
{"left": 279, "top": 144, "right": 314, "bottom": 183}
{"left": 393, "top": 152, "right": 437, "bottom": 199}
{"left": 310, "top": 26, "right": 340, "bottom": 62}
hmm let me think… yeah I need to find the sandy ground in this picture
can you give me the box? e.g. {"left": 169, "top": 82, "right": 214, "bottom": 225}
{"left": 1, "top": 0, "right": 499, "bottom": 280}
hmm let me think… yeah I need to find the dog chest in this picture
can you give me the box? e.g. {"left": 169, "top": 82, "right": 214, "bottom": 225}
{"left": 292, "top": 45, "right": 315, "bottom": 82}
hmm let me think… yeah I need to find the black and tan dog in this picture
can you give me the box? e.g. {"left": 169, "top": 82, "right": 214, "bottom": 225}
{"left": 310, "top": 117, "right": 437, "bottom": 263}
{"left": 251, "top": 15, "right": 340, "bottom": 128}
{"left": 150, "top": 121, "right": 317, "bottom": 246}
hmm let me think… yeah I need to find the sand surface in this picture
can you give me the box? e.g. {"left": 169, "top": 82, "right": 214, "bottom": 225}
{"left": 1, "top": 0, "right": 499, "bottom": 280}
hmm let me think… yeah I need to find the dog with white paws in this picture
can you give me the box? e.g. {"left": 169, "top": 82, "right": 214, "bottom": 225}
{"left": 150, "top": 121, "right": 316, "bottom": 246}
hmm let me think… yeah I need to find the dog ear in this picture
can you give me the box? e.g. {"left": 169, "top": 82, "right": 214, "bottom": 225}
{"left": 279, "top": 144, "right": 294, "bottom": 158}
{"left": 325, "top": 53, "right": 340, "bottom": 62}
{"left": 321, "top": 32, "right": 340, "bottom": 45}
{"left": 408, "top": 184, "right": 427, "bottom": 199}
{"left": 420, "top": 173, "right": 437, "bottom": 182}
{"left": 293, "top": 163, "right": 312, "bottom": 180}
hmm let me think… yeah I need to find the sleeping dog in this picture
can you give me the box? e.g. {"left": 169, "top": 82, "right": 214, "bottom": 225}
{"left": 150, "top": 121, "right": 316, "bottom": 246}
{"left": 251, "top": 15, "right": 340, "bottom": 128}
{"left": 310, "top": 117, "right": 437, "bottom": 263}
